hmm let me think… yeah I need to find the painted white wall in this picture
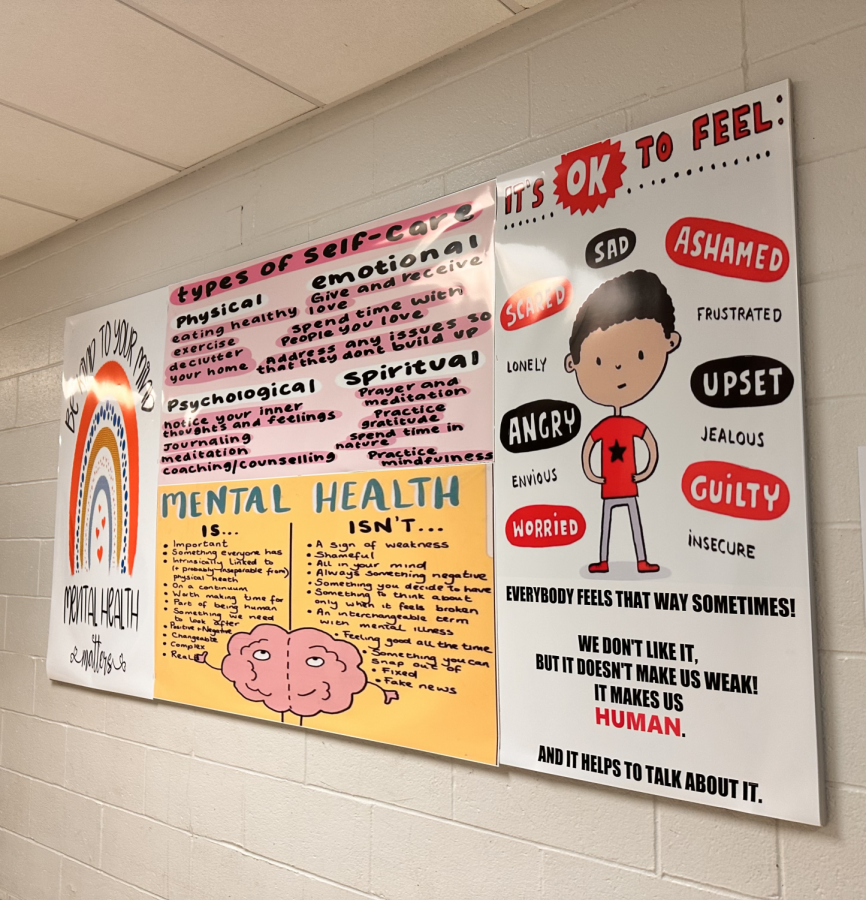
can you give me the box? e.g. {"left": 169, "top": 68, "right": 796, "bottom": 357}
{"left": 0, "top": 1, "right": 863, "bottom": 897}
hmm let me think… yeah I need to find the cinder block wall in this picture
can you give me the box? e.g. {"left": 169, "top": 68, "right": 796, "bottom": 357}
{"left": 1, "top": 1, "right": 863, "bottom": 897}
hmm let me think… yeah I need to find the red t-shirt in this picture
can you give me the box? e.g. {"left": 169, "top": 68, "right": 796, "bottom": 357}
{"left": 589, "top": 415, "right": 647, "bottom": 499}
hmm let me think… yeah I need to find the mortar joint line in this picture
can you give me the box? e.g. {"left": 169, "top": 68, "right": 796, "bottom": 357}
{"left": 653, "top": 796, "right": 662, "bottom": 875}
{"left": 0, "top": 755, "right": 757, "bottom": 891}
{"left": 775, "top": 815, "right": 783, "bottom": 899}
{"left": 0, "top": 826, "right": 166, "bottom": 900}
{"left": 192, "top": 833, "right": 384, "bottom": 899}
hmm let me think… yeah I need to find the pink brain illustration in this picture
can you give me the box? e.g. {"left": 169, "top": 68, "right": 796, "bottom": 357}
{"left": 220, "top": 624, "right": 367, "bottom": 717}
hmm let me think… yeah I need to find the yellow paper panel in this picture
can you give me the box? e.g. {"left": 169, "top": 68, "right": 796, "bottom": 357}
{"left": 154, "top": 464, "right": 496, "bottom": 763}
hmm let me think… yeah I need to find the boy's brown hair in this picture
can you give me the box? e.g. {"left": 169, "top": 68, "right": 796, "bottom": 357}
{"left": 568, "top": 270, "right": 675, "bottom": 363}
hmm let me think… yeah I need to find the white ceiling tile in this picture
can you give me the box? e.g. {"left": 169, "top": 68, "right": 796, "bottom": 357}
{"left": 0, "top": 197, "right": 73, "bottom": 258}
{"left": 124, "top": 0, "right": 513, "bottom": 105}
{"left": 0, "top": 105, "right": 176, "bottom": 219}
{"left": 0, "top": 0, "right": 315, "bottom": 168}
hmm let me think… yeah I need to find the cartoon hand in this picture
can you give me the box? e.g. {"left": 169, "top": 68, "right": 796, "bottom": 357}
{"left": 194, "top": 652, "right": 208, "bottom": 663}
{"left": 383, "top": 690, "right": 399, "bottom": 704}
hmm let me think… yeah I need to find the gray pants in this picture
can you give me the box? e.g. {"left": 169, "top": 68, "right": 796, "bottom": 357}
{"left": 599, "top": 497, "right": 646, "bottom": 562}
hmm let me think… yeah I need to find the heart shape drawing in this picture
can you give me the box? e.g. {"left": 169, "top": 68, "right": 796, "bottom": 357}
{"left": 95, "top": 527, "right": 100, "bottom": 538}
{"left": 98, "top": 504, "right": 102, "bottom": 513}
{"left": 101, "top": 517, "right": 106, "bottom": 528}
{"left": 97, "top": 546, "right": 104, "bottom": 563}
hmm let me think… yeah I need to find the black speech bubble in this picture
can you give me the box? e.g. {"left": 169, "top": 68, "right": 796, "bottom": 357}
{"left": 691, "top": 355, "right": 794, "bottom": 408}
{"left": 499, "top": 399, "right": 581, "bottom": 453}
{"left": 585, "top": 228, "right": 636, "bottom": 269}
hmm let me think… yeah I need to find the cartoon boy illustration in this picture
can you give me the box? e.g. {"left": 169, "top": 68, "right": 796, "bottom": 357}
{"left": 564, "top": 270, "right": 680, "bottom": 574}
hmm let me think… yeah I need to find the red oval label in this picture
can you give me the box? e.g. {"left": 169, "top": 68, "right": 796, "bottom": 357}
{"left": 666, "top": 217, "right": 789, "bottom": 282}
{"left": 500, "top": 277, "right": 572, "bottom": 331}
{"left": 681, "top": 461, "right": 789, "bottom": 520}
{"left": 506, "top": 504, "right": 586, "bottom": 547}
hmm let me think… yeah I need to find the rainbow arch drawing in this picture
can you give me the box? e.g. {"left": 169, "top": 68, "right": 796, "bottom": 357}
{"left": 68, "top": 361, "right": 140, "bottom": 575}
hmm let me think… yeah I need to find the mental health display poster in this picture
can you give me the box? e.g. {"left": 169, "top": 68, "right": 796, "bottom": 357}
{"left": 47, "top": 291, "right": 168, "bottom": 698}
{"left": 160, "top": 184, "right": 495, "bottom": 485}
{"left": 154, "top": 464, "right": 496, "bottom": 763}
{"left": 493, "top": 82, "right": 823, "bottom": 823}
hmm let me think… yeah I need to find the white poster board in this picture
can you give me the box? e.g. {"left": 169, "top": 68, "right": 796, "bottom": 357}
{"left": 493, "top": 82, "right": 824, "bottom": 824}
{"left": 47, "top": 290, "right": 167, "bottom": 697}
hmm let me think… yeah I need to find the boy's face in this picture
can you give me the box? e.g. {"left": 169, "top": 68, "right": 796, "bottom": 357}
{"left": 569, "top": 318, "right": 680, "bottom": 410}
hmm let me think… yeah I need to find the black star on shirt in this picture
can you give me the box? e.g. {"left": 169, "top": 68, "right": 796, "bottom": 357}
{"left": 609, "top": 440, "right": 626, "bottom": 463}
